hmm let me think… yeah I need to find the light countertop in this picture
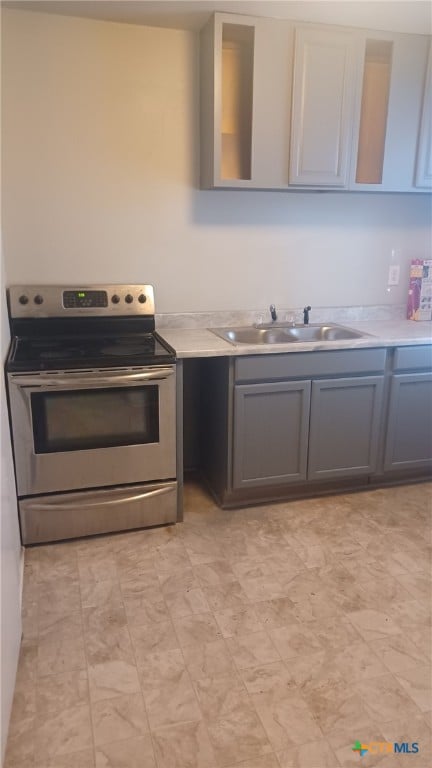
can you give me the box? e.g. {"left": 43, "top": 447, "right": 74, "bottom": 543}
{"left": 159, "top": 319, "right": 432, "bottom": 359}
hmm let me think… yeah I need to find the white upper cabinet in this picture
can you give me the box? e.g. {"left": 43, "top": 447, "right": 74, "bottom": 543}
{"left": 349, "top": 31, "right": 430, "bottom": 192}
{"left": 415, "top": 42, "right": 432, "bottom": 189}
{"left": 289, "top": 26, "right": 357, "bottom": 187}
{"left": 200, "top": 13, "right": 294, "bottom": 189}
{"left": 200, "top": 13, "right": 431, "bottom": 193}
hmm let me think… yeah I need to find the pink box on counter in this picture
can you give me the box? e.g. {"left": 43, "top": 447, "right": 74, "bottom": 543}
{"left": 407, "top": 259, "right": 432, "bottom": 321}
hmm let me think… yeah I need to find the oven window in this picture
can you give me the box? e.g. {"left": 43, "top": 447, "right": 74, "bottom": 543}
{"left": 31, "top": 386, "right": 159, "bottom": 453}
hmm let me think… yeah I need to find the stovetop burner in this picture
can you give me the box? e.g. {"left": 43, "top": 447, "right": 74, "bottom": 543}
{"left": 9, "top": 333, "right": 174, "bottom": 371}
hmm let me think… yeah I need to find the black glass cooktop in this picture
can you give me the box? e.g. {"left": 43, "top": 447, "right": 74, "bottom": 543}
{"left": 8, "top": 333, "right": 175, "bottom": 371}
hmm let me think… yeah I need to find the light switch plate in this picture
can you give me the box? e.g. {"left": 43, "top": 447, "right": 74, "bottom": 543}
{"left": 388, "top": 264, "right": 400, "bottom": 286}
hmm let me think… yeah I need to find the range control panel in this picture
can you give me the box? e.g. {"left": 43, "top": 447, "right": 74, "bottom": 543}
{"left": 8, "top": 285, "right": 155, "bottom": 318}
{"left": 63, "top": 290, "right": 108, "bottom": 309}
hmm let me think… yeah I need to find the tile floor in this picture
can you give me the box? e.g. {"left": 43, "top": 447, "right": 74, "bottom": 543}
{"left": 4, "top": 480, "right": 432, "bottom": 768}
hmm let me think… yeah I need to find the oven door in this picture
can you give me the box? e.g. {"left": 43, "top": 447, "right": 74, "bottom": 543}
{"left": 8, "top": 366, "right": 176, "bottom": 496}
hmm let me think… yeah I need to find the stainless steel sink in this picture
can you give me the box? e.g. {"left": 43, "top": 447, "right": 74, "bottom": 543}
{"left": 211, "top": 323, "right": 368, "bottom": 345}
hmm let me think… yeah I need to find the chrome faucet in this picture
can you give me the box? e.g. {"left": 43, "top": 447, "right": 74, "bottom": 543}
{"left": 303, "top": 305, "right": 311, "bottom": 325}
{"left": 269, "top": 304, "right": 277, "bottom": 322}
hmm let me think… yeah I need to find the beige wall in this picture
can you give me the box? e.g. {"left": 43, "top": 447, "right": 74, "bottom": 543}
{"left": 2, "top": 8, "right": 431, "bottom": 313}
{"left": 1, "top": 245, "right": 22, "bottom": 763}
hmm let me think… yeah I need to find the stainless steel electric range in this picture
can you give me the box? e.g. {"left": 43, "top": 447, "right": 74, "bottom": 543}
{"left": 6, "top": 284, "right": 178, "bottom": 545}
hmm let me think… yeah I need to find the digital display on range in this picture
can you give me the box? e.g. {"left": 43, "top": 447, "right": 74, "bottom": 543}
{"left": 63, "top": 290, "right": 108, "bottom": 308}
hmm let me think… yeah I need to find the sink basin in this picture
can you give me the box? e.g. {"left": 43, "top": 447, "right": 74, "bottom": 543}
{"left": 211, "top": 323, "right": 368, "bottom": 345}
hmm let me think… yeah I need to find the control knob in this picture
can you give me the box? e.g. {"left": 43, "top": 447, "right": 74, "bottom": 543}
{"left": 138, "top": 294, "right": 147, "bottom": 304}
{"left": 111, "top": 294, "right": 120, "bottom": 304}
{"left": 34, "top": 294, "right": 44, "bottom": 305}
{"left": 125, "top": 294, "right": 133, "bottom": 304}
{"left": 18, "top": 295, "right": 29, "bottom": 305}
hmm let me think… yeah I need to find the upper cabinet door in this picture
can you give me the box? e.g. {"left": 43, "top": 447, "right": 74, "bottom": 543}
{"left": 289, "top": 26, "right": 356, "bottom": 187}
{"left": 200, "top": 13, "right": 294, "bottom": 189}
{"left": 349, "top": 31, "right": 430, "bottom": 192}
{"left": 415, "top": 42, "right": 432, "bottom": 189}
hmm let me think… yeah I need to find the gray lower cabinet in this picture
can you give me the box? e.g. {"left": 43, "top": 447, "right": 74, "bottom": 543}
{"left": 308, "top": 376, "right": 384, "bottom": 480}
{"left": 233, "top": 380, "right": 310, "bottom": 489}
{"left": 200, "top": 347, "right": 430, "bottom": 508}
{"left": 384, "top": 372, "right": 432, "bottom": 471}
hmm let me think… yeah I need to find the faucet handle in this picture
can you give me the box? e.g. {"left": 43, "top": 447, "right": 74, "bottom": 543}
{"left": 269, "top": 304, "right": 277, "bottom": 322}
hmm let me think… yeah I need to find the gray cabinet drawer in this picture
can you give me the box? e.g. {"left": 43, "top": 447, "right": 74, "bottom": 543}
{"left": 393, "top": 345, "right": 432, "bottom": 372}
{"left": 235, "top": 348, "right": 386, "bottom": 382}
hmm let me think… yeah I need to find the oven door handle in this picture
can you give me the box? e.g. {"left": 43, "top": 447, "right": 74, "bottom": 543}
{"left": 9, "top": 368, "right": 175, "bottom": 389}
{"left": 28, "top": 485, "right": 174, "bottom": 511}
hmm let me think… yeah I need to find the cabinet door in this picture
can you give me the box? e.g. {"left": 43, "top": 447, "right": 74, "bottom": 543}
{"left": 233, "top": 380, "right": 310, "bottom": 489}
{"left": 415, "top": 43, "right": 432, "bottom": 189}
{"left": 308, "top": 376, "right": 384, "bottom": 480}
{"left": 350, "top": 31, "right": 431, "bottom": 192}
{"left": 200, "top": 13, "right": 293, "bottom": 189}
{"left": 289, "top": 26, "right": 356, "bottom": 187}
{"left": 384, "top": 373, "right": 432, "bottom": 471}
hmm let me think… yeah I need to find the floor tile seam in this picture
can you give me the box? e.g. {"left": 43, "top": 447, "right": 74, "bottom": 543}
{"left": 224, "top": 627, "right": 284, "bottom": 672}
{"left": 275, "top": 640, "right": 359, "bottom": 680}
{"left": 79, "top": 566, "right": 144, "bottom": 754}
{"left": 127, "top": 614, "right": 177, "bottom": 664}
{"left": 302, "top": 696, "right": 373, "bottom": 743}
{"left": 172, "top": 635, "right": 213, "bottom": 734}
{"left": 366, "top": 635, "right": 431, "bottom": 674}
{"left": 393, "top": 664, "right": 432, "bottom": 713}
{"left": 77, "top": 551, "right": 123, "bottom": 595}
{"left": 121, "top": 579, "right": 171, "bottom": 627}
{"left": 140, "top": 620, "right": 271, "bottom": 746}
{"left": 265, "top": 622, "right": 335, "bottom": 666}
{"left": 342, "top": 608, "right": 405, "bottom": 640}
{"left": 245, "top": 658, "right": 328, "bottom": 726}
{"left": 191, "top": 659, "right": 271, "bottom": 725}
{"left": 37, "top": 603, "right": 84, "bottom": 642}
{"left": 321, "top": 736, "right": 344, "bottom": 768}
{"left": 408, "top": 630, "right": 432, "bottom": 660}
{"left": 392, "top": 572, "right": 431, "bottom": 603}
{"left": 33, "top": 665, "right": 90, "bottom": 730}
{"left": 163, "top": 582, "right": 214, "bottom": 618}
{"left": 81, "top": 574, "right": 132, "bottom": 641}
{"left": 333, "top": 635, "right": 400, "bottom": 680}
{"left": 78, "top": 555, "right": 122, "bottom": 611}
{"left": 235, "top": 576, "right": 295, "bottom": 604}
{"left": 275, "top": 736, "right": 343, "bottom": 768}
{"left": 37, "top": 577, "right": 82, "bottom": 622}
{"left": 351, "top": 670, "right": 428, "bottom": 722}
{"left": 213, "top": 602, "right": 268, "bottom": 641}
{"left": 170, "top": 610, "right": 219, "bottom": 665}
{"left": 134, "top": 632, "right": 208, "bottom": 736}
{"left": 200, "top": 582, "right": 254, "bottom": 615}
{"left": 196, "top": 706, "right": 273, "bottom": 765}
{"left": 147, "top": 722, "right": 212, "bottom": 768}
{"left": 156, "top": 561, "right": 201, "bottom": 593}
{"left": 114, "top": 585, "right": 156, "bottom": 747}
{"left": 248, "top": 685, "right": 327, "bottom": 753}
{"left": 36, "top": 605, "right": 87, "bottom": 677}
{"left": 89, "top": 698, "right": 152, "bottom": 753}
{"left": 192, "top": 559, "right": 239, "bottom": 588}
